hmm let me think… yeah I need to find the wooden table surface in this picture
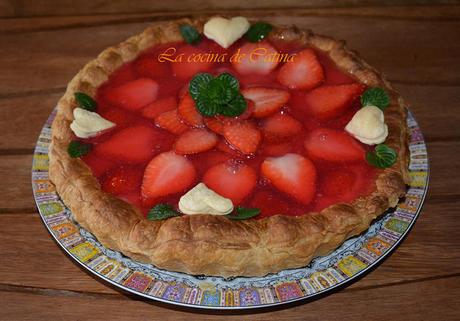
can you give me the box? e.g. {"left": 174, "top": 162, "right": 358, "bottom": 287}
{"left": 1, "top": 1, "right": 460, "bottom": 320}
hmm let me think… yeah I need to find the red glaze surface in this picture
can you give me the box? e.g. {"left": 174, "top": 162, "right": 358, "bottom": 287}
{"left": 81, "top": 38, "right": 378, "bottom": 217}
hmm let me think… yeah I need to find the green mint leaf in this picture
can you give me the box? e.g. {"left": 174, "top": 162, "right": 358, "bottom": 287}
{"left": 74, "top": 92, "right": 97, "bottom": 112}
{"left": 361, "top": 87, "right": 390, "bottom": 110}
{"left": 67, "top": 140, "right": 91, "bottom": 158}
{"left": 189, "top": 73, "right": 247, "bottom": 117}
{"left": 147, "top": 204, "right": 181, "bottom": 221}
{"left": 195, "top": 96, "right": 221, "bottom": 116}
{"left": 244, "top": 22, "right": 273, "bottom": 42}
{"left": 180, "top": 24, "right": 201, "bottom": 45}
{"left": 189, "top": 73, "right": 213, "bottom": 100}
{"left": 366, "top": 144, "right": 397, "bottom": 168}
{"left": 216, "top": 72, "right": 239, "bottom": 91}
{"left": 226, "top": 207, "right": 261, "bottom": 220}
{"left": 220, "top": 93, "right": 247, "bottom": 117}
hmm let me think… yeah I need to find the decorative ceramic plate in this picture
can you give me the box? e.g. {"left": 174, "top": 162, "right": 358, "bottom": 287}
{"left": 32, "top": 108, "right": 428, "bottom": 309}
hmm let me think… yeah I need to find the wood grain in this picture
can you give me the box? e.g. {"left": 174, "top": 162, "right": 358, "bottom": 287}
{"left": 2, "top": 5, "right": 460, "bottom": 34}
{"left": 0, "top": 4, "right": 459, "bottom": 319}
{"left": 1, "top": 276, "right": 458, "bottom": 321}
{"left": 1, "top": 14, "right": 460, "bottom": 97}
{"left": 2, "top": 1, "right": 458, "bottom": 17}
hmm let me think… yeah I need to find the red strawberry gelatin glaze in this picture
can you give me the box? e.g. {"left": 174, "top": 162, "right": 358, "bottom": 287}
{"left": 81, "top": 38, "right": 379, "bottom": 218}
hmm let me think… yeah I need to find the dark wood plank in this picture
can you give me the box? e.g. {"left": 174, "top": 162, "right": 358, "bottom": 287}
{"left": 2, "top": 5, "right": 460, "bottom": 34}
{"left": 0, "top": 214, "right": 119, "bottom": 294}
{"left": 0, "top": 196, "right": 458, "bottom": 294}
{"left": 2, "top": 0, "right": 457, "bottom": 18}
{"left": 1, "top": 276, "right": 458, "bottom": 321}
{"left": 0, "top": 16, "right": 459, "bottom": 96}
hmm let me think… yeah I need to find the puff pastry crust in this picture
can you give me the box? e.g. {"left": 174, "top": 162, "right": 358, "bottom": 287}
{"left": 49, "top": 18, "right": 409, "bottom": 277}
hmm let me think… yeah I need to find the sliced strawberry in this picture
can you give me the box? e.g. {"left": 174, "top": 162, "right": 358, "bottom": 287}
{"left": 174, "top": 129, "right": 218, "bottom": 155}
{"left": 101, "top": 165, "right": 144, "bottom": 195}
{"left": 204, "top": 117, "right": 224, "bottom": 135}
{"left": 304, "top": 127, "right": 365, "bottom": 162}
{"left": 95, "top": 125, "right": 161, "bottom": 163}
{"left": 223, "top": 121, "right": 261, "bottom": 155}
{"left": 134, "top": 55, "right": 170, "bottom": 79}
{"left": 172, "top": 45, "right": 214, "bottom": 80}
{"left": 241, "top": 87, "right": 290, "bottom": 118}
{"left": 261, "top": 153, "right": 317, "bottom": 205}
{"left": 260, "top": 142, "right": 292, "bottom": 157}
{"left": 232, "top": 41, "right": 279, "bottom": 75}
{"left": 141, "top": 151, "right": 196, "bottom": 198}
{"left": 304, "top": 84, "right": 365, "bottom": 120}
{"left": 277, "top": 48, "right": 324, "bottom": 90}
{"left": 203, "top": 161, "right": 257, "bottom": 205}
{"left": 261, "top": 113, "right": 302, "bottom": 142}
{"left": 178, "top": 93, "right": 204, "bottom": 127}
{"left": 155, "top": 109, "right": 189, "bottom": 135}
{"left": 141, "top": 97, "right": 176, "bottom": 120}
{"left": 105, "top": 78, "right": 159, "bottom": 111}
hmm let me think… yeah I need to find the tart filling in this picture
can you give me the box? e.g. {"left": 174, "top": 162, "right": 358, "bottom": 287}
{"left": 73, "top": 35, "right": 387, "bottom": 219}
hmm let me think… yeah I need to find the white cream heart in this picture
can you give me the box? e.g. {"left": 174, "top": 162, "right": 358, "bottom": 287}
{"left": 70, "top": 107, "right": 115, "bottom": 138}
{"left": 345, "top": 105, "right": 388, "bottom": 145}
{"left": 204, "top": 16, "right": 250, "bottom": 49}
{"left": 179, "top": 183, "right": 234, "bottom": 215}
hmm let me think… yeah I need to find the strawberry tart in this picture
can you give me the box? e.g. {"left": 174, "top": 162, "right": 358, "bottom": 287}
{"left": 49, "top": 17, "right": 409, "bottom": 277}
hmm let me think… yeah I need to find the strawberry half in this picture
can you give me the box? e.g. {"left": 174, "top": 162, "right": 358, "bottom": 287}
{"left": 178, "top": 93, "right": 204, "bottom": 127}
{"left": 142, "top": 151, "right": 196, "bottom": 198}
{"left": 261, "top": 153, "right": 317, "bottom": 205}
{"left": 277, "top": 48, "right": 324, "bottom": 90}
{"left": 261, "top": 113, "right": 302, "bottom": 142}
{"left": 172, "top": 45, "right": 214, "bottom": 80}
{"left": 232, "top": 41, "right": 279, "bottom": 75}
{"left": 203, "top": 161, "right": 257, "bottom": 205}
{"left": 142, "top": 97, "right": 176, "bottom": 120}
{"left": 241, "top": 87, "right": 290, "bottom": 118}
{"left": 174, "top": 129, "right": 218, "bottom": 155}
{"left": 223, "top": 121, "right": 261, "bottom": 155}
{"left": 155, "top": 109, "right": 190, "bottom": 135}
{"left": 101, "top": 165, "right": 144, "bottom": 195}
{"left": 304, "top": 84, "right": 364, "bottom": 120}
{"left": 94, "top": 125, "right": 162, "bottom": 163}
{"left": 105, "top": 78, "right": 159, "bottom": 111}
{"left": 304, "top": 127, "right": 365, "bottom": 162}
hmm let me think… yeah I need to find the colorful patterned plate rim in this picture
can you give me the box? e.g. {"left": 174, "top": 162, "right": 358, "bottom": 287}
{"left": 32, "top": 108, "right": 429, "bottom": 310}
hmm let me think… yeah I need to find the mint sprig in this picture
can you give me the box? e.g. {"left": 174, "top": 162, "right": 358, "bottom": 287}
{"left": 189, "top": 73, "right": 247, "bottom": 117}
{"left": 361, "top": 87, "right": 390, "bottom": 110}
{"left": 226, "top": 207, "right": 261, "bottom": 220}
{"left": 180, "top": 25, "right": 201, "bottom": 45}
{"left": 244, "top": 22, "right": 273, "bottom": 43}
{"left": 366, "top": 144, "right": 397, "bottom": 168}
{"left": 74, "top": 92, "right": 97, "bottom": 112}
{"left": 67, "top": 140, "right": 92, "bottom": 158}
{"left": 147, "top": 204, "right": 181, "bottom": 221}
